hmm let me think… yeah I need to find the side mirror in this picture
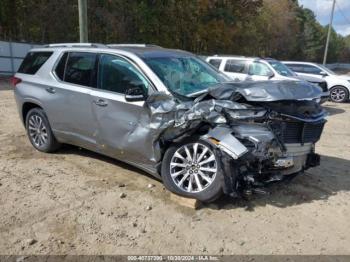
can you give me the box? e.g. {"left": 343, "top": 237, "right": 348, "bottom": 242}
{"left": 320, "top": 71, "right": 328, "bottom": 77}
{"left": 267, "top": 71, "right": 275, "bottom": 79}
{"left": 125, "top": 84, "right": 147, "bottom": 102}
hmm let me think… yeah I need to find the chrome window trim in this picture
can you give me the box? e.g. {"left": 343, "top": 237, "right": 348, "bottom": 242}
{"left": 50, "top": 50, "right": 158, "bottom": 96}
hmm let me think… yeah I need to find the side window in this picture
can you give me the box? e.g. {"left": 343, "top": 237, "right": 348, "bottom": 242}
{"left": 248, "top": 62, "right": 273, "bottom": 76}
{"left": 64, "top": 52, "right": 97, "bottom": 87}
{"left": 302, "top": 64, "right": 322, "bottom": 75}
{"left": 286, "top": 64, "right": 304, "bottom": 73}
{"left": 208, "top": 59, "right": 222, "bottom": 69}
{"left": 18, "top": 52, "right": 53, "bottom": 75}
{"left": 55, "top": 52, "right": 68, "bottom": 80}
{"left": 98, "top": 54, "right": 149, "bottom": 94}
{"left": 224, "top": 59, "right": 246, "bottom": 73}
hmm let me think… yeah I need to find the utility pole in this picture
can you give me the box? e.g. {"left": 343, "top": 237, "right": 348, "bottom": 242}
{"left": 323, "top": 0, "right": 336, "bottom": 65}
{"left": 78, "top": 0, "right": 88, "bottom": 43}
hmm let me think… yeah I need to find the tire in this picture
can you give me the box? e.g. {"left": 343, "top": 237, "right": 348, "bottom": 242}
{"left": 25, "top": 108, "right": 61, "bottom": 153}
{"left": 329, "top": 86, "right": 349, "bottom": 103}
{"left": 161, "top": 139, "right": 224, "bottom": 202}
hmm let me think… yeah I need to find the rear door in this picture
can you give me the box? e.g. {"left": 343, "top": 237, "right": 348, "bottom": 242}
{"left": 91, "top": 53, "right": 153, "bottom": 164}
{"left": 46, "top": 51, "right": 99, "bottom": 149}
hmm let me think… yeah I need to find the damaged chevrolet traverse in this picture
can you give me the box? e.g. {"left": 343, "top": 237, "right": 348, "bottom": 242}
{"left": 13, "top": 44, "right": 326, "bottom": 202}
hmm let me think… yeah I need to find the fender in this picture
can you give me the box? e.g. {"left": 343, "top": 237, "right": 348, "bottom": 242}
{"left": 202, "top": 126, "right": 248, "bottom": 159}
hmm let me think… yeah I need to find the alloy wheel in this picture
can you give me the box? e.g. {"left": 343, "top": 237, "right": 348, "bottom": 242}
{"left": 330, "top": 87, "right": 346, "bottom": 102}
{"left": 170, "top": 143, "right": 217, "bottom": 193}
{"left": 28, "top": 114, "right": 48, "bottom": 148}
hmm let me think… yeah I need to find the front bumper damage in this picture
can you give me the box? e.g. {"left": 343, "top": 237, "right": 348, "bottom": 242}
{"left": 202, "top": 125, "right": 321, "bottom": 196}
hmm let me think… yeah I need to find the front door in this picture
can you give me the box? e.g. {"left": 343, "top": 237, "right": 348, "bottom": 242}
{"left": 91, "top": 54, "right": 153, "bottom": 165}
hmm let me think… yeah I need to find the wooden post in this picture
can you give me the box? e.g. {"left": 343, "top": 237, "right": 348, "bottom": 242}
{"left": 170, "top": 193, "right": 201, "bottom": 209}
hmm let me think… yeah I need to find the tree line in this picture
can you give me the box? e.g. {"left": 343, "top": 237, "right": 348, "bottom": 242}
{"left": 0, "top": 0, "right": 349, "bottom": 63}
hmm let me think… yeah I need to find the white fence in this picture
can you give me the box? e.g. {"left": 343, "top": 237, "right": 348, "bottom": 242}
{"left": 0, "top": 41, "right": 42, "bottom": 76}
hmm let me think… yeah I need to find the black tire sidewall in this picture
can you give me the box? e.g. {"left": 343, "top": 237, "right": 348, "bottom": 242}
{"left": 25, "top": 108, "right": 59, "bottom": 153}
{"left": 161, "top": 139, "right": 224, "bottom": 202}
{"left": 330, "top": 86, "right": 349, "bottom": 103}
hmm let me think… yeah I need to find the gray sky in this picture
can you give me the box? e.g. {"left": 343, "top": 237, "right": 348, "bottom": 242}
{"left": 298, "top": 0, "right": 350, "bottom": 36}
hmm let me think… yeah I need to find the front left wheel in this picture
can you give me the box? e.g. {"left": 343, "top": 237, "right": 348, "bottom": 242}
{"left": 161, "top": 139, "right": 224, "bottom": 202}
{"left": 25, "top": 108, "right": 61, "bottom": 153}
{"left": 329, "top": 86, "right": 349, "bottom": 103}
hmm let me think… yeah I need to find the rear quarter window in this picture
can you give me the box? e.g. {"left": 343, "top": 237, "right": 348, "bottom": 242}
{"left": 285, "top": 64, "right": 305, "bottom": 73}
{"left": 18, "top": 52, "right": 53, "bottom": 75}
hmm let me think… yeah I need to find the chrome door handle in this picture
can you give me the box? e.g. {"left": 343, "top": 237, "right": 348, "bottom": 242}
{"left": 45, "top": 87, "right": 56, "bottom": 94}
{"left": 94, "top": 99, "right": 108, "bottom": 107}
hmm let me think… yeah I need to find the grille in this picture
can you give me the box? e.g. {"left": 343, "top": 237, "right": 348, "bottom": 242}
{"left": 273, "top": 121, "right": 325, "bottom": 144}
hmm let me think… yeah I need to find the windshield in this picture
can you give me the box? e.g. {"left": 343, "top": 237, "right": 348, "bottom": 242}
{"left": 268, "top": 60, "right": 296, "bottom": 77}
{"left": 317, "top": 64, "right": 336, "bottom": 75}
{"left": 144, "top": 56, "right": 229, "bottom": 96}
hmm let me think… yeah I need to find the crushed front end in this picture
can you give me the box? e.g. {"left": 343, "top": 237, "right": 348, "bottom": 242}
{"left": 143, "top": 80, "right": 326, "bottom": 197}
{"left": 199, "top": 83, "right": 327, "bottom": 196}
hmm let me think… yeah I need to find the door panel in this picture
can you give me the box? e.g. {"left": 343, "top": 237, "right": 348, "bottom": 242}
{"left": 92, "top": 54, "right": 153, "bottom": 165}
{"left": 90, "top": 90, "right": 146, "bottom": 161}
{"left": 44, "top": 83, "right": 97, "bottom": 147}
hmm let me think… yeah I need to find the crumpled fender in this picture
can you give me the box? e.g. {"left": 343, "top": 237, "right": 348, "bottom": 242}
{"left": 202, "top": 126, "right": 248, "bottom": 159}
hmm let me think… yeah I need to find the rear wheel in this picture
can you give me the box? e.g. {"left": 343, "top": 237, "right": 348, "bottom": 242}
{"left": 161, "top": 139, "right": 223, "bottom": 202}
{"left": 329, "top": 86, "right": 349, "bottom": 103}
{"left": 25, "top": 108, "right": 61, "bottom": 152}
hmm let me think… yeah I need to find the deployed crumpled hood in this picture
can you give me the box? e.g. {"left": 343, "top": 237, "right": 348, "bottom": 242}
{"left": 200, "top": 80, "right": 323, "bottom": 102}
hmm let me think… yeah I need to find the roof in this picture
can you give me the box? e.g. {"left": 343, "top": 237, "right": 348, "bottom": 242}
{"left": 37, "top": 43, "right": 194, "bottom": 59}
{"left": 111, "top": 46, "right": 193, "bottom": 59}
{"left": 206, "top": 55, "right": 279, "bottom": 62}
{"left": 283, "top": 61, "right": 316, "bottom": 65}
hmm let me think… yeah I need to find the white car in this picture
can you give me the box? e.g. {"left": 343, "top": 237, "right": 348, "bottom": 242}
{"left": 206, "top": 56, "right": 329, "bottom": 102}
{"left": 283, "top": 61, "right": 350, "bottom": 103}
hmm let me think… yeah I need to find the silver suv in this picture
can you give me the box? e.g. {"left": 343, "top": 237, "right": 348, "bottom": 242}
{"left": 13, "top": 43, "right": 326, "bottom": 202}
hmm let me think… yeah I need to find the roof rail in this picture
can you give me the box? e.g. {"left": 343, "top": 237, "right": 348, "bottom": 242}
{"left": 107, "top": 43, "right": 162, "bottom": 48}
{"left": 212, "top": 54, "right": 247, "bottom": 58}
{"left": 43, "top": 43, "right": 107, "bottom": 48}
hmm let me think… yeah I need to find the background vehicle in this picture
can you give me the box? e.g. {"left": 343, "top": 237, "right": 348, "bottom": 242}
{"left": 13, "top": 44, "right": 325, "bottom": 202}
{"left": 206, "top": 56, "right": 328, "bottom": 102}
{"left": 283, "top": 61, "right": 350, "bottom": 103}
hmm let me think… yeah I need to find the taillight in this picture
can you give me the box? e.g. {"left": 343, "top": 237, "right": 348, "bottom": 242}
{"left": 10, "top": 76, "right": 22, "bottom": 87}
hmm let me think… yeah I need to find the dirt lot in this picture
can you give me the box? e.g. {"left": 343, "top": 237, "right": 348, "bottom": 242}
{"left": 0, "top": 81, "right": 350, "bottom": 255}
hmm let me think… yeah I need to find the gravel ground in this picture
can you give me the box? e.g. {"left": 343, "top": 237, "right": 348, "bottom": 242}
{"left": 0, "top": 81, "right": 349, "bottom": 255}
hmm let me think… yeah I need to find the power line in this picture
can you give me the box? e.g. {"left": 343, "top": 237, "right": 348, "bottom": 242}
{"left": 323, "top": 0, "right": 336, "bottom": 65}
{"left": 335, "top": 1, "right": 350, "bottom": 25}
